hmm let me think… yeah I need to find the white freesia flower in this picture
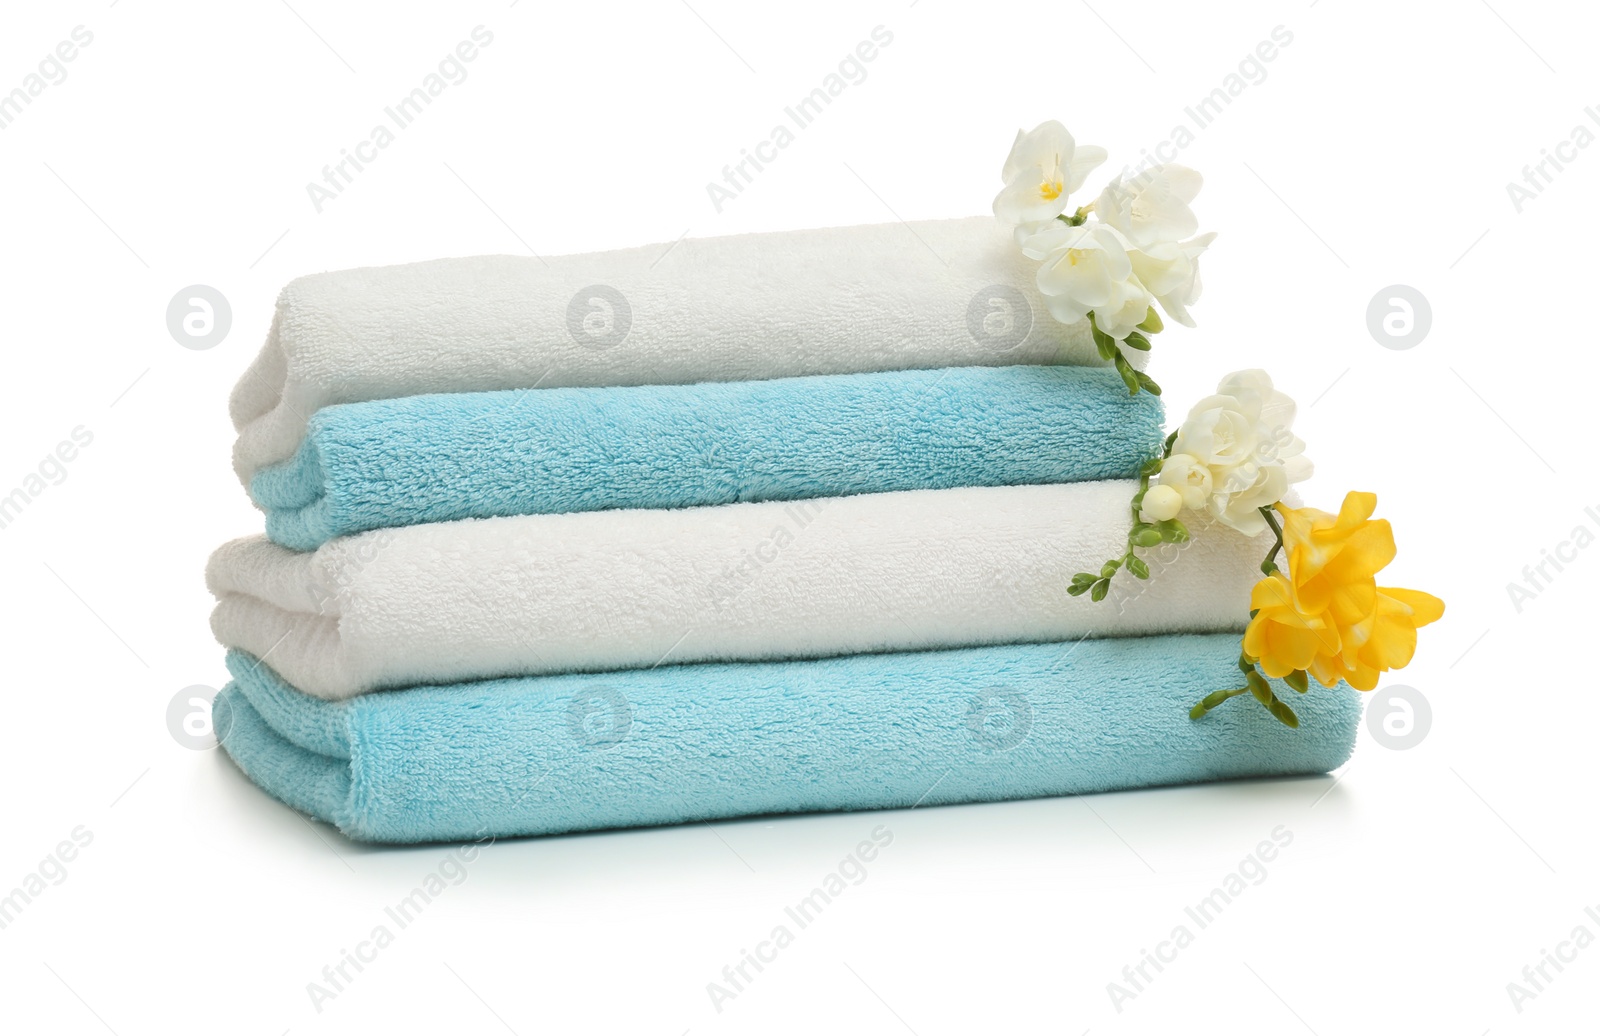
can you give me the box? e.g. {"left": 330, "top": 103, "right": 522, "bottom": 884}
{"left": 1128, "top": 233, "right": 1216, "bottom": 328}
{"left": 993, "top": 120, "right": 1108, "bottom": 226}
{"left": 1214, "top": 369, "right": 1311, "bottom": 480}
{"left": 1093, "top": 165, "right": 1204, "bottom": 248}
{"left": 1208, "top": 459, "right": 1293, "bottom": 535}
{"left": 1169, "top": 369, "right": 1312, "bottom": 536}
{"left": 1156, "top": 452, "right": 1213, "bottom": 509}
{"left": 1020, "top": 221, "right": 1153, "bottom": 338}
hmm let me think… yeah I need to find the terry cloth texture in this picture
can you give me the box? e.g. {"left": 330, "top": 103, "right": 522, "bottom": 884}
{"left": 207, "top": 481, "right": 1275, "bottom": 700}
{"left": 251, "top": 365, "right": 1164, "bottom": 550}
{"left": 228, "top": 217, "right": 1125, "bottom": 483}
{"left": 213, "top": 636, "right": 1361, "bottom": 844}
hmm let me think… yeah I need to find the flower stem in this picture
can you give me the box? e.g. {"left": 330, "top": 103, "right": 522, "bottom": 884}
{"left": 1246, "top": 670, "right": 1300, "bottom": 728}
{"left": 1190, "top": 665, "right": 1300, "bottom": 727}
{"left": 1068, "top": 437, "right": 1186, "bottom": 600}
{"left": 1258, "top": 505, "right": 1284, "bottom": 575}
{"left": 1189, "top": 685, "right": 1250, "bottom": 720}
{"left": 1190, "top": 508, "right": 1303, "bottom": 727}
{"left": 1087, "top": 313, "right": 1163, "bottom": 397}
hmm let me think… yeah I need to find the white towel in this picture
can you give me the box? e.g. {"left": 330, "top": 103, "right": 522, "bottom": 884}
{"left": 207, "top": 481, "right": 1270, "bottom": 700}
{"left": 229, "top": 217, "right": 1105, "bottom": 484}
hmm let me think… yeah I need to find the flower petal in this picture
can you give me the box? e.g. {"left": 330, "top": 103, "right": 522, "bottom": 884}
{"left": 1378, "top": 586, "right": 1446, "bottom": 628}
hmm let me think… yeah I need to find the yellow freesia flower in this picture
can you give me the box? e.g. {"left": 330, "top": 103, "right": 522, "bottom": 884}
{"left": 1242, "top": 492, "right": 1444, "bottom": 691}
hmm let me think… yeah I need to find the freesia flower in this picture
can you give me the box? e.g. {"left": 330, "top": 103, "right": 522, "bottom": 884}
{"left": 1156, "top": 452, "right": 1213, "bottom": 509}
{"left": 1170, "top": 369, "right": 1311, "bottom": 535}
{"left": 1211, "top": 459, "right": 1295, "bottom": 533}
{"left": 1093, "top": 165, "right": 1204, "bottom": 248}
{"left": 1128, "top": 233, "right": 1216, "bottom": 328}
{"left": 992, "top": 120, "right": 1108, "bottom": 226}
{"left": 1021, "top": 221, "right": 1153, "bottom": 339}
{"left": 1243, "top": 492, "right": 1444, "bottom": 691}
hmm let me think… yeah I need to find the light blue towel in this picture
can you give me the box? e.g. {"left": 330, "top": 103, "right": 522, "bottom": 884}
{"left": 214, "top": 634, "right": 1359, "bottom": 844}
{"left": 251, "top": 365, "right": 1163, "bottom": 550}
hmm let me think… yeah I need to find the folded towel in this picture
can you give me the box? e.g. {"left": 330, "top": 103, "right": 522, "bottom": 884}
{"left": 208, "top": 481, "right": 1271, "bottom": 700}
{"left": 230, "top": 217, "right": 1114, "bottom": 484}
{"left": 214, "top": 635, "right": 1359, "bottom": 844}
{"left": 251, "top": 365, "right": 1163, "bottom": 550}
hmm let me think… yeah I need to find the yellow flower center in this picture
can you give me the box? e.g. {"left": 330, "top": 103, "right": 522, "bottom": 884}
{"left": 1038, "top": 152, "right": 1065, "bottom": 201}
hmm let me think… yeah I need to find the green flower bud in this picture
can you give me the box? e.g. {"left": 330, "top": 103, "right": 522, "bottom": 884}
{"left": 1130, "top": 526, "right": 1163, "bottom": 548}
{"left": 1089, "top": 314, "right": 1117, "bottom": 361}
{"left": 1114, "top": 356, "right": 1139, "bottom": 395}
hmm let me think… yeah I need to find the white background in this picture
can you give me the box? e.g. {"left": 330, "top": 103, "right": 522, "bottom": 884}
{"left": 0, "top": 1, "right": 1593, "bottom": 1032}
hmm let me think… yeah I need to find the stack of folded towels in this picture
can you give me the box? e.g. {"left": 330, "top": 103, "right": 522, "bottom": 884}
{"left": 209, "top": 217, "right": 1358, "bottom": 844}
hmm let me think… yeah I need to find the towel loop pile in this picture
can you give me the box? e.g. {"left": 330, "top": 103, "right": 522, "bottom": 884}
{"left": 210, "top": 218, "right": 1358, "bottom": 844}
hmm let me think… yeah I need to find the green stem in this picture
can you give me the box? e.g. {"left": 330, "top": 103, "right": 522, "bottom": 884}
{"left": 1189, "top": 509, "right": 1305, "bottom": 727}
{"left": 1056, "top": 205, "right": 1091, "bottom": 226}
{"left": 1192, "top": 664, "right": 1300, "bottom": 727}
{"left": 1258, "top": 505, "right": 1284, "bottom": 575}
{"left": 1068, "top": 445, "right": 1181, "bottom": 597}
{"left": 1189, "top": 685, "right": 1250, "bottom": 720}
{"left": 1247, "top": 671, "right": 1300, "bottom": 728}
